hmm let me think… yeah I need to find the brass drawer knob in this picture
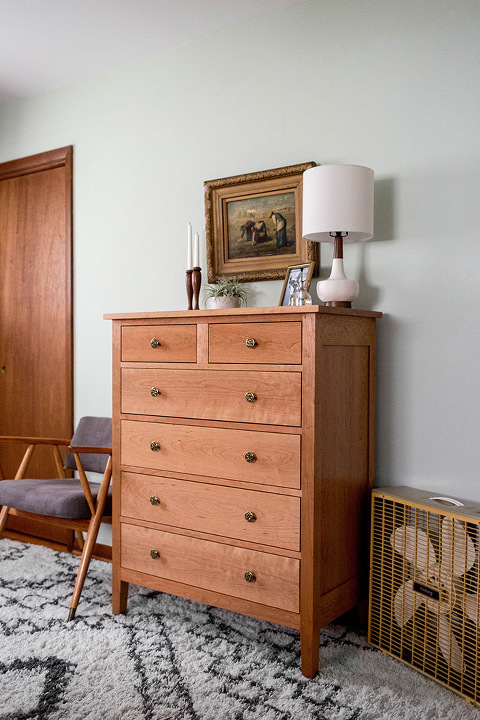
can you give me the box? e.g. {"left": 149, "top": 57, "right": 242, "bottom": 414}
{"left": 244, "top": 571, "right": 256, "bottom": 583}
{"left": 150, "top": 441, "right": 160, "bottom": 451}
{"left": 150, "top": 387, "right": 161, "bottom": 397}
{"left": 245, "top": 392, "right": 257, "bottom": 403}
{"left": 244, "top": 451, "right": 257, "bottom": 463}
{"left": 150, "top": 496, "right": 160, "bottom": 506}
{"left": 245, "top": 511, "right": 256, "bottom": 523}
{"left": 150, "top": 549, "right": 160, "bottom": 559}
{"left": 245, "top": 338, "right": 257, "bottom": 348}
{"left": 150, "top": 338, "right": 160, "bottom": 348}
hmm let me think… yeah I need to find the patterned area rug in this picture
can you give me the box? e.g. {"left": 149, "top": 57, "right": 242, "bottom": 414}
{"left": 0, "top": 539, "right": 479, "bottom": 720}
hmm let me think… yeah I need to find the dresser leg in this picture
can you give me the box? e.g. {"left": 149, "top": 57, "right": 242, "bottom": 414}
{"left": 113, "top": 579, "right": 129, "bottom": 614}
{"left": 300, "top": 626, "right": 321, "bottom": 678}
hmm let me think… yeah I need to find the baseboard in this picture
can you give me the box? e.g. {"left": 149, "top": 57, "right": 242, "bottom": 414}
{"left": 3, "top": 529, "right": 112, "bottom": 562}
{"left": 72, "top": 542, "right": 112, "bottom": 562}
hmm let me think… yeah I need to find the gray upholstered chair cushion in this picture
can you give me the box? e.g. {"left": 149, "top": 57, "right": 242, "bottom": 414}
{"left": 0, "top": 479, "right": 112, "bottom": 519}
{"left": 64, "top": 416, "right": 112, "bottom": 473}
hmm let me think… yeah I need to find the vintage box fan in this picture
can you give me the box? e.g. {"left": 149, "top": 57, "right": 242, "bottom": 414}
{"left": 369, "top": 487, "right": 480, "bottom": 705}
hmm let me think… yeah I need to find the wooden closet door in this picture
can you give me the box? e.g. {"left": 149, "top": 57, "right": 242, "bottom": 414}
{"left": 0, "top": 147, "right": 73, "bottom": 544}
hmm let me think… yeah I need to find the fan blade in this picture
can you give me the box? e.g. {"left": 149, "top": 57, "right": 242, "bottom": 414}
{"left": 438, "top": 613, "right": 464, "bottom": 674}
{"left": 441, "top": 517, "right": 476, "bottom": 577}
{"left": 393, "top": 580, "right": 423, "bottom": 626}
{"left": 465, "top": 594, "right": 479, "bottom": 626}
{"left": 391, "top": 525, "right": 434, "bottom": 570}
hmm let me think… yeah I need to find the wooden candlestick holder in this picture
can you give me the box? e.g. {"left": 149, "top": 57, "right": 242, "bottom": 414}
{"left": 185, "top": 270, "right": 193, "bottom": 310}
{"left": 191, "top": 267, "right": 201, "bottom": 310}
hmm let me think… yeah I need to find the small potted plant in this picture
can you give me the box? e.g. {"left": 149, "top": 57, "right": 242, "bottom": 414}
{"left": 204, "top": 276, "right": 250, "bottom": 309}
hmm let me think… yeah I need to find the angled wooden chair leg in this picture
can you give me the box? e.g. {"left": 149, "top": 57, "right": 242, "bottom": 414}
{"left": 0, "top": 505, "right": 10, "bottom": 535}
{"left": 68, "top": 459, "right": 112, "bottom": 621}
{"left": 68, "top": 515, "right": 101, "bottom": 621}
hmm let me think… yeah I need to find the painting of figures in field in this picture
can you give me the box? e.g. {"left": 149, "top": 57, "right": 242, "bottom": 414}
{"left": 226, "top": 192, "right": 296, "bottom": 261}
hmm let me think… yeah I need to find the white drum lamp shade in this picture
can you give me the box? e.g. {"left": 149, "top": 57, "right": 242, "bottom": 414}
{"left": 303, "top": 164, "right": 374, "bottom": 306}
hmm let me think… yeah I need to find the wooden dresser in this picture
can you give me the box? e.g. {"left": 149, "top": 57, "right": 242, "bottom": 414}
{"left": 105, "top": 306, "right": 381, "bottom": 677}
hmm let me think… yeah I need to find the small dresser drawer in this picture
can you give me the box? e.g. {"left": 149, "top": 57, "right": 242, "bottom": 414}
{"left": 121, "top": 419, "right": 301, "bottom": 489}
{"left": 122, "top": 325, "right": 197, "bottom": 362}
{"left": 121, "top": 368, "right": 302, "bottom": 426}
{"left": 121, "top": 522, "right": 299, "bottom": 612}
{"left": 121, "top": 472, "right": 300, "bottom": 550}
{"left": 208, "top": 322, "right": 302, "bottom": 364}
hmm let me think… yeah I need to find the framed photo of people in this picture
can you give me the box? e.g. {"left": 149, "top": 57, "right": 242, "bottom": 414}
{"left": 204, "top": 162, "right": 320, "bottom": 282}
{"left": 279, "top": 262, "right": 315, "bottom": 307}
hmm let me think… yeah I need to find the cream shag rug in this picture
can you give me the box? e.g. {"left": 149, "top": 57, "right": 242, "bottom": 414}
{"left": 0, "top": 538, "right": 479, "bottom": 720}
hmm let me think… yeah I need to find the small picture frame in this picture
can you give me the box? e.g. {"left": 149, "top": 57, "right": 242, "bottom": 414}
{"left": 204, "top": 163, "right": 319, "bottom": 282}
{"left": 279, "top": 262, "right": 314, "bottom": 307}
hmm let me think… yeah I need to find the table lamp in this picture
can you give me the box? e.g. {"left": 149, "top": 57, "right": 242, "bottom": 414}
{"left": 302, "top": 164, "right": 374, "bottom": 307}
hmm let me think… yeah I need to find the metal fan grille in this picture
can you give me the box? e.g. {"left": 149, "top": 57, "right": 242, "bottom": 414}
{"left": 369, "top": 492, "right": 480, "bottom": 705}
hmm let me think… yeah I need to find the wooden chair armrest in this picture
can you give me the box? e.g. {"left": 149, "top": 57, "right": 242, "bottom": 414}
{"left": 68, "top": 446, "right": 112, "bottom": 454}
{"left": 0, "top": 436, "right": 71, "bottom": 445}
{"left": 0, "top": 437, "right": 70, "bottom": 481}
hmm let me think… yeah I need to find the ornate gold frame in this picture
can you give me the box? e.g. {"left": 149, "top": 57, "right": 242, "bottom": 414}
{"left": 204, "top": 162, "right": 319, "bottom": 282}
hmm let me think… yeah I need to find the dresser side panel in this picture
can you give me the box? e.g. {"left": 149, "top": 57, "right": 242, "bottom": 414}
{"left": 316, "top": 317, "right": 377, "bottom": 599}
{"left": 298, "top": 313, "right": 322, "bottom": 677}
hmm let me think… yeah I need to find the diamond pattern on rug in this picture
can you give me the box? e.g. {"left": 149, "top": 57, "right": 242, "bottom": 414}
{"left": 1, "top": 539, "right": 480, "bottom": 720}
{"left": 0, "top": 656, "right": 75, "bottom": 720}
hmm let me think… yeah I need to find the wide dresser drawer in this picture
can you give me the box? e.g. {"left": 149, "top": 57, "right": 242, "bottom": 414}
{"left": 121, "top": 522, "right": 300, "bottom": 612}
{"left": 122, "top": 324, "right": 197, "bottom": 362}
{"left": 121, "top": 368, "right": 302, "bottom": 426}
{"left": 208, "top": 322, "right": 302, "bottom": 364}
{"left": 121, "top": 419, "right": 301, "bottom": 489}
{"left": 121, "top": 472, "right": 300, "bottom": 550}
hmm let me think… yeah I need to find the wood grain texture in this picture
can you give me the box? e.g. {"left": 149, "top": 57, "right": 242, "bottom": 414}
{"left": 121, "top": 419, "right": 301, "bottom": 488}
{"left": 208, "top": 321, "right": 302, "bottom": 364}
{"left": 298, "top": 313, "right": 322, "bottom": 677}
{"left": 119, "top": 413, "right": 302, "bottom": 435}
{"left": 120, "top": 515, "right": 301, "bottom": 558}
{"left": 196, "top": 323, "right": 209, "bottom": 364}
{"left": 116, "top": 464, "right": 302, "bottom": 497}
{"left": 107, "top": 306, "right": 381, "bottom": 677}
{"left": 121, "top": 325, "right": 197, "bottom": 362}
{"left": 0, "top": 146, "right": 71, "bottom": 180}
{"left": 120, "top": 565, "right": 300, "bottom": 628}
{"left": 121, "top": 522, "right": 300, "bottom": 612}
{"left": 0, "top": 147, "right": 73, "bottom": 544}
{"left": 105, "top": 306, "right": 381, "bottom": 320}
{"left": 320, "top": 315, "right": 374, "bottom": 345}
{"left": 121, "top": 368, "right": 302, "bottom": 426}
{"left": 318, "top": 345, "right": 370, "bottom": 597}
{"left": 121, "top": 472, "right": 300, "bottom": 550}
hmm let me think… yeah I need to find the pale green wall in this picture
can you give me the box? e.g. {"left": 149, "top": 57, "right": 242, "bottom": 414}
{"left": 1, "top": 0, "right": 479, "bottom": 505}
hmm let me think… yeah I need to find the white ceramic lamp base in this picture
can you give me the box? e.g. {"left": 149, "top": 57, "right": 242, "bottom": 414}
{"left": 317, "top": 258, "right": 359, "bottom": 307}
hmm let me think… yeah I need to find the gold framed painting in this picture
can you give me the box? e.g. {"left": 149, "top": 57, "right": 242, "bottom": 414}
{"left": 204, "top": 162, "right": 319, "bottom": 282}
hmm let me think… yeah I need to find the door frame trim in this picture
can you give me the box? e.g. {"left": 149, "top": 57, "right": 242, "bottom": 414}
{"left": 0, "top": 146, "right": 72, "bottom": 180}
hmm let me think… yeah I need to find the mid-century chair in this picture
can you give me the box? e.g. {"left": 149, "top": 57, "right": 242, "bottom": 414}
{"left": 0, "top": 416, "right": 112, "bottom": 620}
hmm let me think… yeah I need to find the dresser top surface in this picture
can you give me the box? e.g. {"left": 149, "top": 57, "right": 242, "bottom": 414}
{"left": 104, "top": 305, "right": 382, "bottom": 321}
